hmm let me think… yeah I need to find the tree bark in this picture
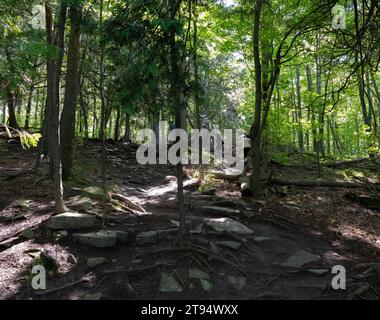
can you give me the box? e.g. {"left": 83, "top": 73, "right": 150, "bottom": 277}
{"left": 296, "top": 66, "right": 304, "bottom": 151}
{"left": 249, "top": 0, "right": 264, "bottom": 197}
{"left": 6, "top": 87, "right": 19, "bottom": 129}
{"left": 45, "top": 0, "right": 66, "bottom": 214}
{"left": 60, "top": 3, "right": 83, "bottom": 180}
{"left": 99, "top": 0, "right": 107, "bottom": 192}
{"left": 169, "top": 0, "right": 186, "bottom": 240}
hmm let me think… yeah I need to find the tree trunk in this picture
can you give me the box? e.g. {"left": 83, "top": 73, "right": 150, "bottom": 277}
{"left": 60, "top": 3, "right": 83, "bottom": 180}
{"left": 99, "top": 0, "right": 107, "bottom": 192}
{"left": 123, "top": 113, "right": 131, "bottom": 142}
{"left": 24, "top": 76, "right": 35, "bottom": 129}
{"left": 353, "top": 0, "right": 372, "bottom": 133}
{"left": 169, "top": 0, "right": 186, "bottom": 241}
{"left": 249, "top": 0, "right": 264, "bottom": 197}
{"left": 306, "top": 65, "right": 317, "bottom": 152}
{"left": 296, "top": 66, "right": 304, "bottom": 151}
{"left": 114, "top": 106, "right": 121, "bottom": 141}
{"left": 45, "top": 0, "right": 66, "bottom": 214}
{"left": 6, "top": 88, "right": 19, "bottom": 129}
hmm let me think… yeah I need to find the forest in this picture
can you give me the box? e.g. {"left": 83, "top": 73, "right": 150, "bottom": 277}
{"left": 0, "top": 0, "right": 379, "bottom": 301}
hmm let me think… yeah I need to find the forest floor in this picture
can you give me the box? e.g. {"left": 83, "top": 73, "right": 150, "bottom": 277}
{"left": 0, "top": 139, "right": 379, "bottom": 300}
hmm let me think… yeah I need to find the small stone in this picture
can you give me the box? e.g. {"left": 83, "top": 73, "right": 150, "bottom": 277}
{"left": 20, "top": 229, "right": 35, "bottom": 240}
{"left": 84, "top": 292, "right": 103, "bottom": 300}
{"left": 200, "top": 279, "right": 213, "bottom": 292}
{"left": 254, "top": 236, "right": 272, "bottom": 243}
{"left": 280, "top": 250, "right": 321, "bottom": 269}
{"left": 87, "top": 257, "right": 107, "bottom": 268}
{"left": 159, "top": 273, "right": 183, "bottom": 293}
{"left": 205, "top": 217, "right": 254, "bottom": 235}
{"left": 47, "top": 212, "right": 97, "bottom": 230}
{"left": 67, "top": 254, "right": 78, "bottom": 264}
{"left": 228, "top": 276, "right": 246, "bottom": 290}
{"left": 189, "top": 268, "right": 210, "bottom": 280}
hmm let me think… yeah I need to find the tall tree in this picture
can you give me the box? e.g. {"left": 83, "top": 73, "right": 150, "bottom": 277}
{"left": 60, "top": 1, "right": 83, "bottom": 179}
{"left": 45, "top": 0, "right": 66, "bottom": 214}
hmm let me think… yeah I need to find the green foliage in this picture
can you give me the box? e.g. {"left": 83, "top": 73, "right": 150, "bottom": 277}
{"left": 19, "top": 132, "right": 41, "bottom": 149}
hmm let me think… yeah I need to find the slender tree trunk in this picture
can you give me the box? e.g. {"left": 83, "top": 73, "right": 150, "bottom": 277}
{"left": 45, "top": 0, "right": 66, "bottom": 214}
{"left": 34, "top": 87, "right": 40, "bottom": 128}
{"left": 114, "top": 106, "right": 121, "bottom": 141}
{"left": 99, "top": 0, "right": 107, "bottom": 192}
{"left": 60, "top": 3, "right": 83, "bottom": 180}
{"left": 249, "top": 0, "right": 264, "bottom": 196}
{"left": 169, "top": 0, "right": 186, "bottom": 241}
{"left": 370, "top": 70, "right": 380, "bottom": 136}
{"left": 2, "top": 103, "right": 5, "bottom": 124}
{"left": 152, "top": 110, "right": 160, "bottom": 144}
{"left": 353, "top": 0, "right": 371, "bottom": 132}
{"left": 306, "top": 65, "right": 317, "bottom": 152}
{"left": 193, "top": 0, "right": 201, "bottom": 130}
{"left": 25, "top": 75, "right": 36, "bottom": 129}
{"left": 79, "top": 88, "right": 89, "bottom": 139}
{"left": 296, "top": 66, "right": 304, "bottom": 151}
{"left": 365, "top": 70, "right": 377, "bottom": 135}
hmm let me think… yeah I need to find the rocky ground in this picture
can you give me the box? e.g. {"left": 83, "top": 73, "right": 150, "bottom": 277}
{"left": 0, "top": 140, "right": 379, "bottom": 300}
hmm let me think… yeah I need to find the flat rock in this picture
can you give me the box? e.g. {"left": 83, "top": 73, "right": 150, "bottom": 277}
{"left": 280, "top": 250, "right": 321, "bottom": 269}
{"left": 74, "top": 230, "right": 118, "bottom": 248}
{"left": 159, "top": 273, "right": 183, "bottom": 293}
{"left": 205, "top": 217, "right": 254, "bottom": 235}
{"left": 74, "top": 230, "right": 130, "bottom": 248}
{"left": 87, "top": 257, "right": 107, "bottom": 268}
{"left": 47, "top": 212, "right": 97, "bottom": 230}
